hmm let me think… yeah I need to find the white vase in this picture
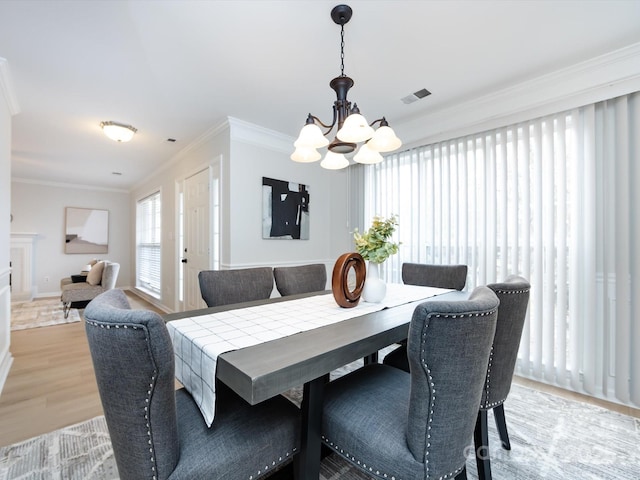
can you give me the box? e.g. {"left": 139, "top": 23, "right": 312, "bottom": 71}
{"left": 362, "top": 261, "right": 386, "bottom": 303}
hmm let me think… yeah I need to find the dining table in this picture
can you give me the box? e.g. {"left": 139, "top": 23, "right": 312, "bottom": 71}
{"left": 164, "top": 284, "right": 467, "bottom": 480}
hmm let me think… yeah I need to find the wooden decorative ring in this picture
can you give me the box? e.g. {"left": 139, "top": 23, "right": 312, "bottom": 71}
{"left": 331, "top": 252, "right": 366, "bottom": 308}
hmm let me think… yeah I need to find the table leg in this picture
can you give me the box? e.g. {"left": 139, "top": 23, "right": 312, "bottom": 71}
{"left": 294, "top": 376, "right": 325, "bottom": 480}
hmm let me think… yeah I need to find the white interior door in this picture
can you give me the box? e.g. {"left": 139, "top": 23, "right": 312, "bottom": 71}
{"left": 183, "top": 168, "right": 210, "bottom": 311}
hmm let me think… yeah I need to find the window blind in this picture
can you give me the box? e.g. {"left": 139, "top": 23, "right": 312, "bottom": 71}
{"left": 356, "top": 92, "right": 639, "bottom": 407}
{"left": 136, "top": 191, "right": 161, "bottom": 297}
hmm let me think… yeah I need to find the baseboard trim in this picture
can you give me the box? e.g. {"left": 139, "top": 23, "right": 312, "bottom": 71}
{"left": 125, "top": 287, "right": 173, "bottom": 314}
{"left": 0, "top": 352, "right": 14, "bottom": 397}
{"left": 513, "top": 375, "right": 640, "bottom": 419}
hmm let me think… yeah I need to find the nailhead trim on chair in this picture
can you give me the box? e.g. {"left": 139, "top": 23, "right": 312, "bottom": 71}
{"left": 86, "top": 321, "right": 159, "bottom": 479}
{"left": 321, "top": 437, "right": 397, "bottom": 479}
{"left": 481, "top": 346, "right": 495, "bottom": 408}
{"left": 88, "top": 318, "right": 297, "bottom": 480}
{"left": 423, "top": 362, "right": 435, "bottom": 477}
{"left": 248, "top": 448, "right": 298, "bottom": 480}
{"left": 480, "top": 287, "right": 527, "bottom": 409}
{"left": 420, "top": 362, "right": 462, "bottom": 479}
{"left": 432, "top": 310, "right": 497, "bottom": 319}
{"left": 493, "top": 288, "right": 530, "bottom": 294}
{"left": 422, "top": 311, "right": 496, "bottom": 479}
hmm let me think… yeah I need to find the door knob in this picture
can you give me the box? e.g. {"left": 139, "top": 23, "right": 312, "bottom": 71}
{"left": 181, "top": 258, "right": 188, "bottom": 263}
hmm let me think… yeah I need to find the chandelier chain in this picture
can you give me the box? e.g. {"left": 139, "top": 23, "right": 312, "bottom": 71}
{"left": 340, "top": 23, "right": 345, "bottom": 77}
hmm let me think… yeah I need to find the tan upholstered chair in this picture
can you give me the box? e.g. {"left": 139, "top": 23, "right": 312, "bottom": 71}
{"left": 61, "top": 261, "right": 120, "bottom": 318}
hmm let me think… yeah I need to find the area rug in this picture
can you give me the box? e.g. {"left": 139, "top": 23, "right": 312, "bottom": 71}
{"left": 1, "top": 380, "right": 638, "bottom": 480}
{"left": 0, "top": 416, "right": 117, "bottom": 480}
{"left": 10, "top": 298, "right": 81, "bottom": 331}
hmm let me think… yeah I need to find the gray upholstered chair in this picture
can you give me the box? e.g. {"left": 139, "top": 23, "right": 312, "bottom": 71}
{"left": 84, "top": 289, "right": 300, "bottom": 480}
{"left": 198, "top": 267, "right": 274, "bottom": 307}
{"left": 61, "top": 261, "right": 120, "bottom": 318}
{"left": 383, "top": 262, "right": 469, "bottom": 370}
{"left": 273, "top": 263, "right": 327, "bottom": 296}
{"left": 474, "top": 275, "right": 531, "bottom": 480}
{"left": 401, "top": 262, "right": 468, "bottom": 289}
{"left": 321, "top": 286, "right": 499, "bottom": 480}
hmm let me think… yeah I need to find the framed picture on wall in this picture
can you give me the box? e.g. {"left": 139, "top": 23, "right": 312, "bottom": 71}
{"left": 262, "top": 177, "right": 310, "bottom": 240}
{"left": 65, "top": 207, "right": 109, "bottom": 254}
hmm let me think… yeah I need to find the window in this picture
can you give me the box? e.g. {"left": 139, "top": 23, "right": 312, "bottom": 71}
{"left": 355, "top": 92, "right": 639, "bottom": 407}
{"left": 136, "top": 191, "right": 161, "bottom": 297}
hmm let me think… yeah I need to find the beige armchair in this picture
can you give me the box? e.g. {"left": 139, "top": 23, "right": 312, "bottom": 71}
{"left": 61, "top": 261, "right": 120, "bottom": 318}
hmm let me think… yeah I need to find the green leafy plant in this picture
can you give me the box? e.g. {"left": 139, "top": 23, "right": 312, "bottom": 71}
{"left": 353, "top": 215, "right": 400, "bottom": 263}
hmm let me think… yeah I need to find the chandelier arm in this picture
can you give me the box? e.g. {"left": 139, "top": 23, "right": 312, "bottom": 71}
{"left": 307, "top": 113, "right": 337, "bottom": 135}
{"left": 368, "top": 117, "right": 389, "bottom": 128}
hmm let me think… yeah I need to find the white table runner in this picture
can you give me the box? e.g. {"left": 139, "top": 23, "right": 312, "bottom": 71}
{"left": 167, "top": 284, "right": 452, "bottom": 426}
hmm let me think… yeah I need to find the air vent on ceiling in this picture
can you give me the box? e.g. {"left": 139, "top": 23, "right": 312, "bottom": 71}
{"left": 401, "top": 88, "right": 431, "bottom": 105}
{"left": 167, "top": 138, "right": 177, "bottom": 143}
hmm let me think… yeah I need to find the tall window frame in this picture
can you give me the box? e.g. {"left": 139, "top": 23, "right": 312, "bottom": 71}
{"left": 136, "top": 190, "right": 162, "bottom": 298}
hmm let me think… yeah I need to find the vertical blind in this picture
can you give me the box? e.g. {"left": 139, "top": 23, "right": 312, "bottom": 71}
{"left": 136, "top": 191, "right": 161, "bottom": 297}
{"left": 355, "top": 92, "right": 639, "bottom": 407}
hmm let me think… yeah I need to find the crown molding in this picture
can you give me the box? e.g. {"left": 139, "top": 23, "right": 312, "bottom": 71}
{"left": 130, "top": 119, "right": 231, "bottom": 192}
{"left": 131, "top": 117, "right": 292, "bottom": 192}
{"left": 174, "top": 119, "right": 230, "bottom": 160}
{"left": 228, "top": 116, "right": 293, "bottom": 154}
{"left": 11, "top": 177, "right": 129, "bottom": 194}
{"left": 397, "top": 42, "right": 640, "bottom": 149}
{"left": 0, "top": 58, "right": 20, "bottom": 115}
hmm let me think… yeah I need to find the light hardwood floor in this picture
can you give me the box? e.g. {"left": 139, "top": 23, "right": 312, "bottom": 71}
{"left": 1, "top": 291, "right": 638, "bottom": 449}
{"left": 0, "top": 290, "right": 164, "bottom": 447}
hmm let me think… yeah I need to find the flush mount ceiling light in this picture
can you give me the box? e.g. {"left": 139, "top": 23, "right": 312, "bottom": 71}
{"left": 291, "top": 4, "right": 402, "bottom": 170}
{"left": 100, "top": 121, "right": 137, "bottom": 142}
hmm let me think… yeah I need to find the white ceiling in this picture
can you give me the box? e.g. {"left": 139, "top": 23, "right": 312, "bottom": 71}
{"left": 2, "top": 0, "right": 640, "bottom": 190}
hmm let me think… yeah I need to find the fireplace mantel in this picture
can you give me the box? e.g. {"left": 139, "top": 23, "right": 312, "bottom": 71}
{"left": 10, "top": 233, "right": 38, "bottom": 302}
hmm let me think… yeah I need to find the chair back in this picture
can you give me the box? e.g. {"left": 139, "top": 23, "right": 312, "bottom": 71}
{"left": 198, "top": 267, "right": 273, "bottom": 307}
{"left": 101, "top": 261, "right": 120, "bottom": 290}
{"left": 481, "top": 275, "right": 531, "bottom": 408}
{"left": 84, "top": 289, "right": 179, "bottom": 480}
{"left": 273, "top": 264, "right": 327, "bottom": 296}
{"left": 402, "top": 262, "right": 468, "bottom": 290}
{"left": 406, "top": 286, "right": 498, "bottom": 477}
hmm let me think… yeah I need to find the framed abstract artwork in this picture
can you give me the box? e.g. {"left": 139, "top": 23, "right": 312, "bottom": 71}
{"left": 262, "top": 177, "right": 309, "bottom": 240}
{"left": 65, "top": 207, "right": 109, "bottom": 254}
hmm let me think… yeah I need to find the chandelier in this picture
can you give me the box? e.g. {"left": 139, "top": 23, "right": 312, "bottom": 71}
{"left": 291, "top": 4, "right": 402, "bottom": 170}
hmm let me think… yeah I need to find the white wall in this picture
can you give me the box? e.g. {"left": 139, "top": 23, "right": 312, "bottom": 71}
{"left": 10, "top": 181, "right": 130, "bottom": 296}
{"left": 129, "top": 117, "right": 357, "bottom": 311}
{"left": 227, "top": 119, "right": 339, "bottom": 268}
{"left": 0, "top": 57, "right": 18, "bottom": 395}
{"left": 129, "top": 121, "right": 231, "bottom": 311}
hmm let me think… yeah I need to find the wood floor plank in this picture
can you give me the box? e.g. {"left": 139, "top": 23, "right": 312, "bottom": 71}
{"left": 0, "top": 290, "right": 165, "bottom": 447}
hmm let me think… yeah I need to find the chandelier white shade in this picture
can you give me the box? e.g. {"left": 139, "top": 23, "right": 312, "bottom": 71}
{"left": 353, "top": 143, "right": 383, "bottom": 164}
{"left": 291, "top": 4, "right": 402, "bottom": 170}
{"left": 294, "top": 123, "right": 330, "bottom": 149}
{"left": 367, "top": 124, "right": 402, "bottom": 152}
{"left": 100, "top": 121, "right": 137, "bottom": 142}
{"left": 291, "top": 145, "right": 322, "bottom": 163}
{"left": 320, "top": 151, "right": 350, "bottom": 170}
{"left": 336, "top": 113, "right": 374, "bottom": 143}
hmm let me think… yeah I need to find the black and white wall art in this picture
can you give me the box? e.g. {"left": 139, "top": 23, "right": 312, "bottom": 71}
{"left": 262, "top": 177, "right": 310, "bottom": 240}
